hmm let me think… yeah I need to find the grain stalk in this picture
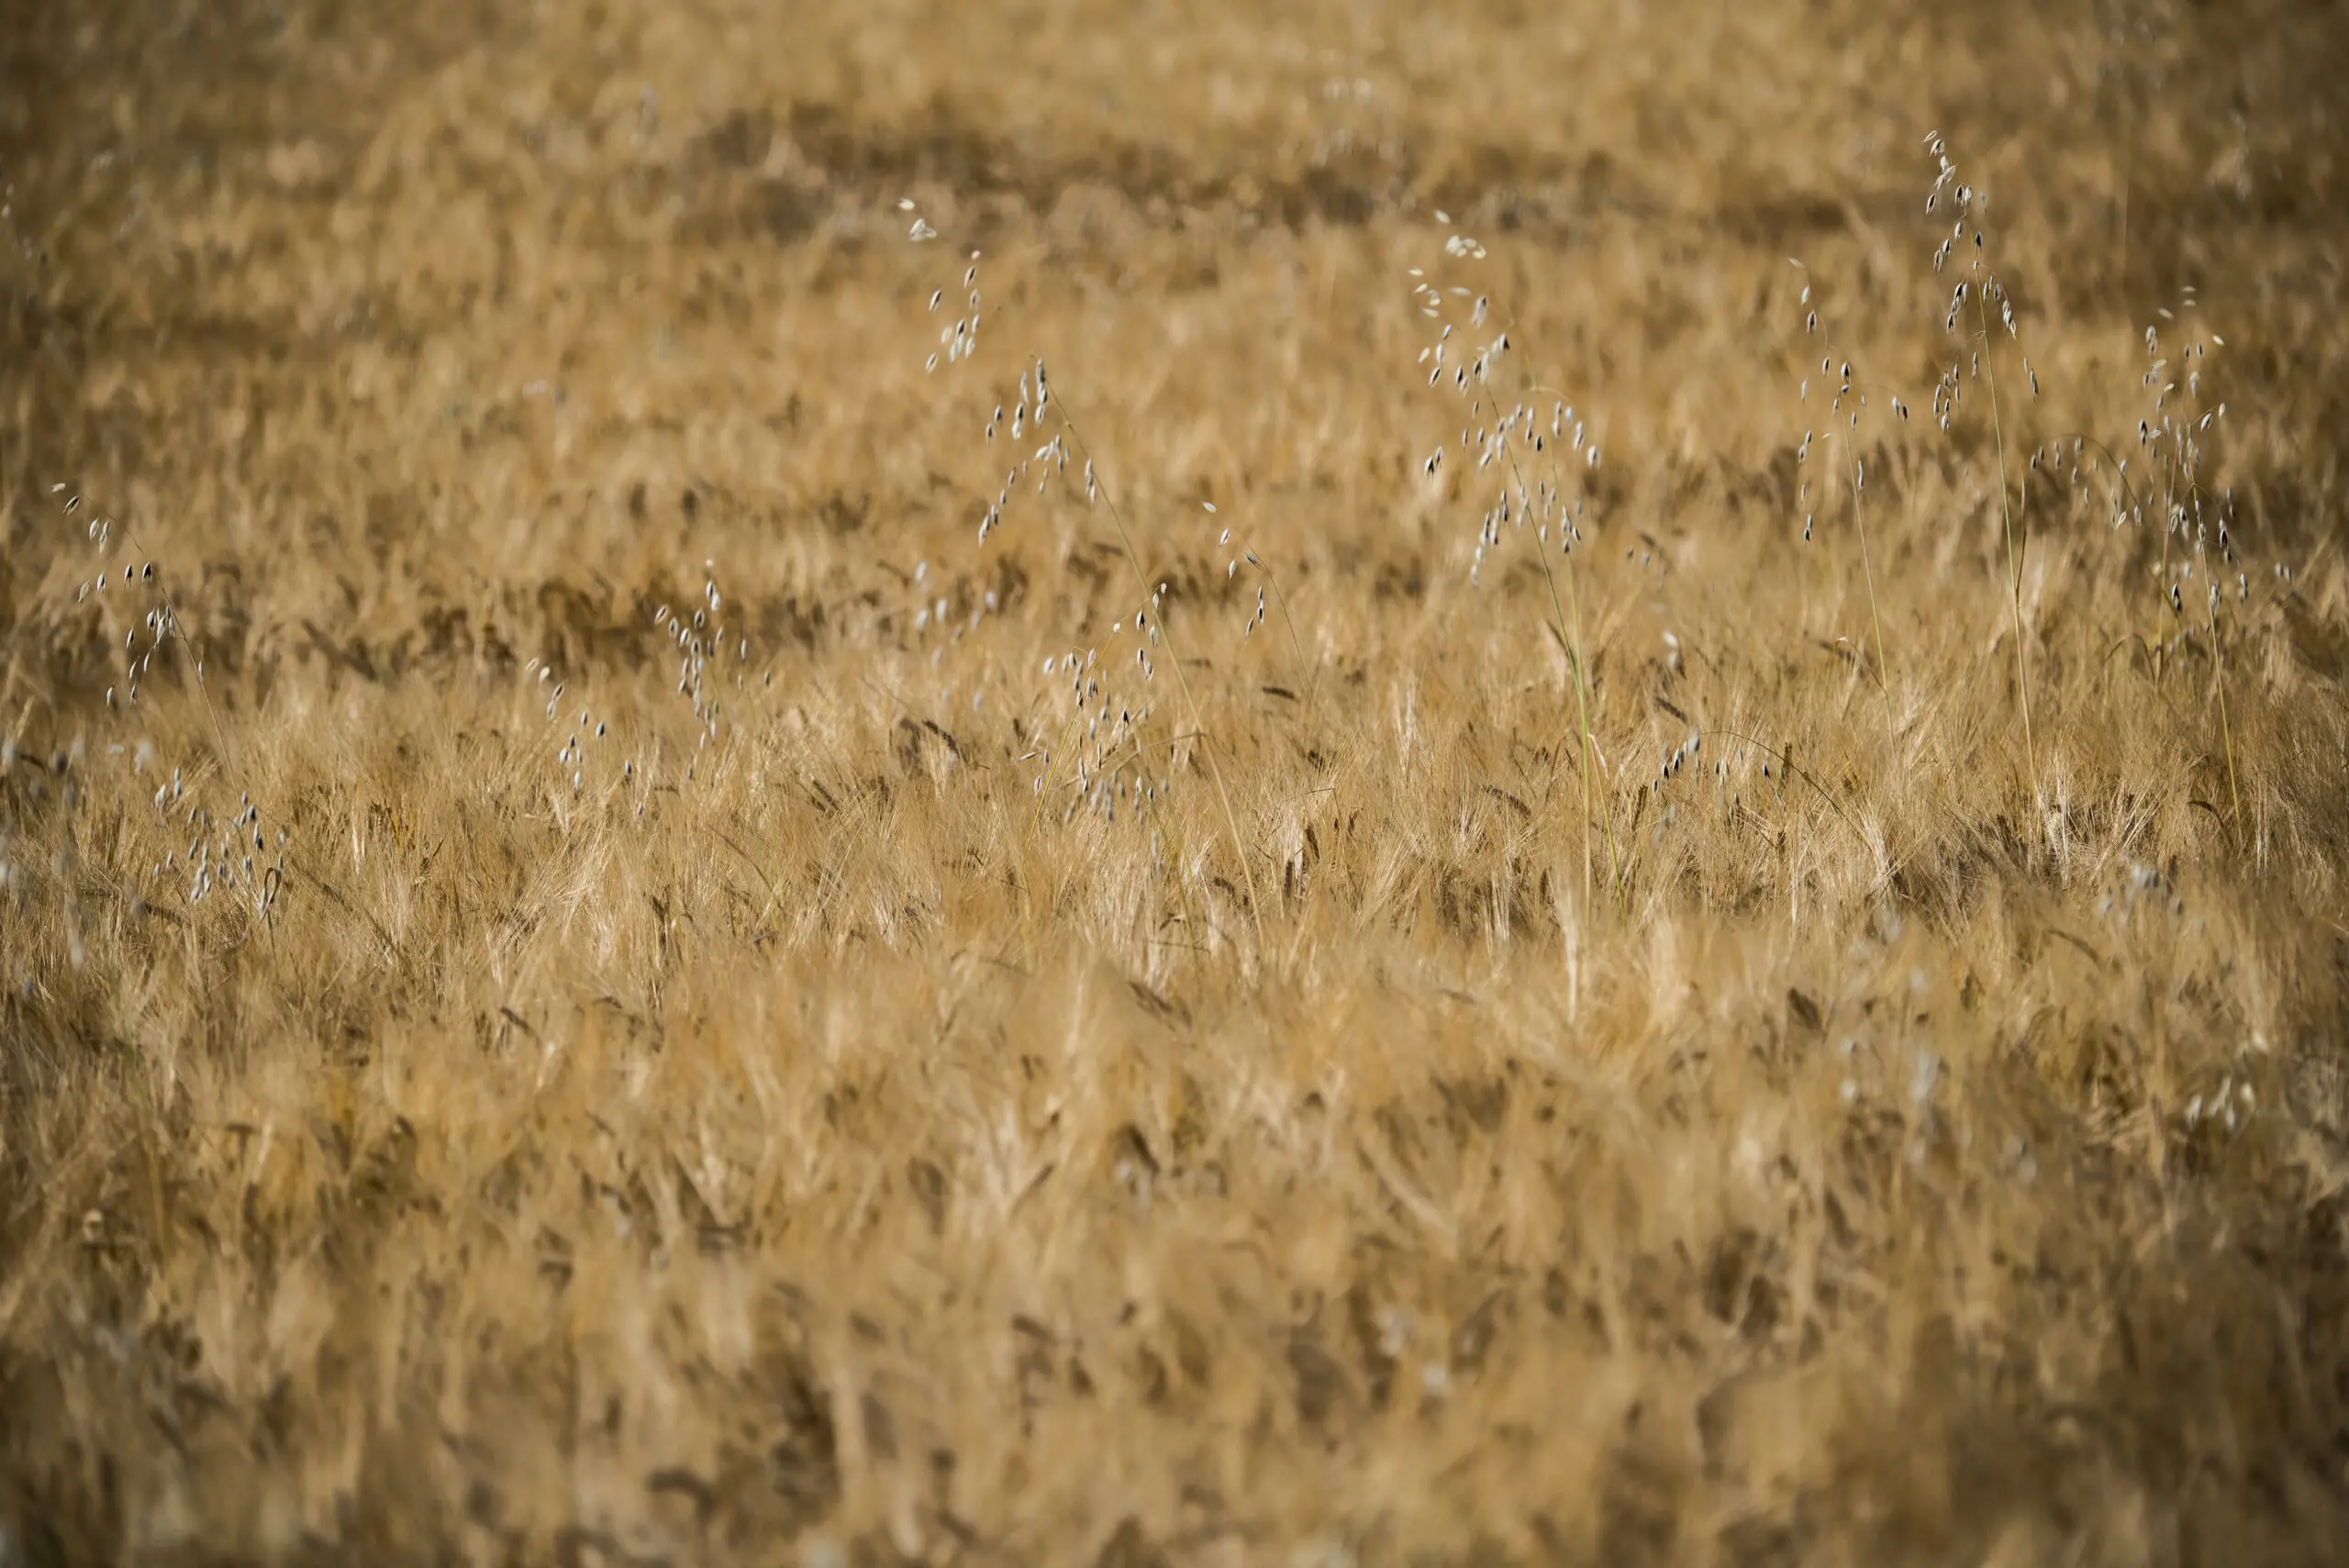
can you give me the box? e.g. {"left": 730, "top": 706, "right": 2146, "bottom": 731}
{"left": 917, "top": 229, "right": 1266, "bottom": 952}
{"left": 2208, "top": 592, "right": 2243, "bottom": 843}
{"left": 1408, "top": 246, "right": 1624, "bottom": 914}
{"left": 1929, "top": 139, "right": 2041, "bottom": 811}
{"left": 1494, "top": 375, "right": 1623, "bottom": 917}
{"left": 1543, "top": 469, "right": 1621, "bottom": 917}
{"left": 1789, "top": 261, "right": 1898, "bottom": 696}
{"left": 1843, "top": 434, "right": 1891, "bottom": 695}
{"left": 1976, "top": 285, "right": 2041, "bottom": 809}
{"left": 1049, "top": 399, "right": 1269, "bottom": 954}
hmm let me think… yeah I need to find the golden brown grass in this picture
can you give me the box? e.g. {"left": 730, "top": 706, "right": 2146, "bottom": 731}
{"left": 5, "top": 1, "right": 2349, "bottom": 1562}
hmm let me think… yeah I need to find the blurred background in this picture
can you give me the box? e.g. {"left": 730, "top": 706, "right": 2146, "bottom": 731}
{"left": 5, "top": 3, "right": 2349, "bottom": 1565}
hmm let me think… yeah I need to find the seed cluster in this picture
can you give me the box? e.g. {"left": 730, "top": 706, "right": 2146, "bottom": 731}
{"left": 651, "top": 562, "right": 747, "bottom": 753}
{"left": 1408, "top": 240, "right": 1601, "bottom": 590}
{"left": 1, "top": 484, "right": 294, "bottom": 954}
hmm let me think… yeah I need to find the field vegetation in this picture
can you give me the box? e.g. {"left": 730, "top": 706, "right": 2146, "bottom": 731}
{"left": 4, "top": 0, "right": 2349, "bottom": 1562}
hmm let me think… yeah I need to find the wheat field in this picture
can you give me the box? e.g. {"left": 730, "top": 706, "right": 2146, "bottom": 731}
{"left": 3, "top": 0, "right": 2348, "bottom": 1562}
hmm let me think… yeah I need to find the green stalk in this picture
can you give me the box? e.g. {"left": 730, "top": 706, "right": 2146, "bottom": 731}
{"left": 1551, "top": 534, "right": 1621, "bottom": 917}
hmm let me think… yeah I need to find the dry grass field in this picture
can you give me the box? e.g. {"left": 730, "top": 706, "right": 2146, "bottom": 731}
{"left": 4, "top": 0, "right": 2349, "bottom": 1562}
